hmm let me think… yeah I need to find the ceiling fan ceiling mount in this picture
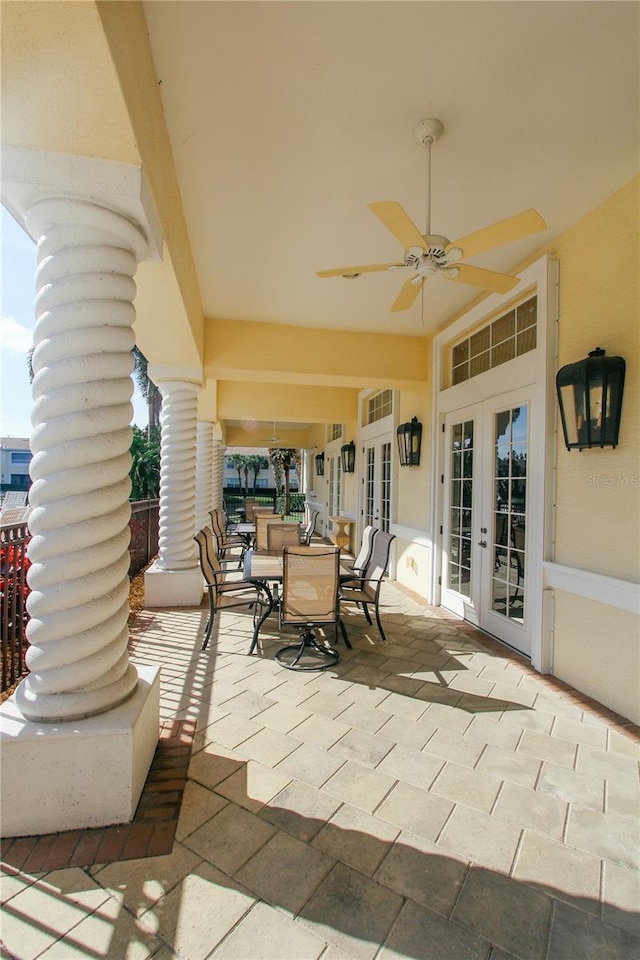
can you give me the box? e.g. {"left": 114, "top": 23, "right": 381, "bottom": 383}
{"left": 413, "top": 117, "right": 444, "bottom": 147}
{"left": 317, "top": 116, "right": 547, "bottom": 313}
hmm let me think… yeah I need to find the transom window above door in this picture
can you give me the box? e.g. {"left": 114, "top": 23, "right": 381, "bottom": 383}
{"left": 329, "top": 424, "right": 343, "bottom": 441}
{"left": 365, "top": 389, "right": 393, "bottom": 425}
{"left": 451, "top": 296, "right": 537, "bottom": 386}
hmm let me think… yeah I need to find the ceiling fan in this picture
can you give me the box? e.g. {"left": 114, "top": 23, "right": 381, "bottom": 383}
{"left": 258, "top": 422, "right": 285, "bottom": 445}
{"left": 317, "top": 119, "right": 547, "bottom": 312}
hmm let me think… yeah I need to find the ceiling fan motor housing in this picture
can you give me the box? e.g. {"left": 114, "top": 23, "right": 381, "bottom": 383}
{"left": 405, "top": 236, "right": 452, "bottom": 276}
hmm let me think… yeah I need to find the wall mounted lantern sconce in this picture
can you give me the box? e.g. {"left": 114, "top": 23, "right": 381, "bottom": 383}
{"left": 315, "top": 452, "right": 325, "bottom": 476}
{"left": 555, "top": 347, "right": 625, "bottom": 451}
{"left": 340, "top": 441, "right": 356, "bottom": 474}
{"left": 397, "top": 417, "right": 423, "bottom": 467}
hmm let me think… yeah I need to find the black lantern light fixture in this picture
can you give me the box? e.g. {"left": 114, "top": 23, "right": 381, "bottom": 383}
{"left": 555, "top": 347, "right": 625, "bottom": 451}
{"left": 397, "top": 416, "right": 423, "bottom": 467}
{"left": 315, "top": 452, "right": 325, "bottom": 476}
{"left": 340, "top": 441, "right": 356, "bottom": 473}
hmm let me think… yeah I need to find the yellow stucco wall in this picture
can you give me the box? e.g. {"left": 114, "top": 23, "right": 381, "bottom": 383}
{"left": 393, "top": 364, "right": 433, "bottom": 599}
{"left": 554, "top": 177, "right": 639, "bottom": 581}
{"left": 553, "top": 591, "right": 639, "bottom": 724}
{"left": 550, "top": 179, "right": 639, "bottom": 719}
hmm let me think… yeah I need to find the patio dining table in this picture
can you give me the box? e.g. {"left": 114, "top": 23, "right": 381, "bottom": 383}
{"left": 229, "top": 521, "right": 255, "bottom": 548}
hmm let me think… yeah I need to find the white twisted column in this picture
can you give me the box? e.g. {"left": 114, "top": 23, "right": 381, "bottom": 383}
{"left": 211, "top": 438, "right": 225, "bottom": 513}
{"left": 195, "top": 421, "right": 214, "bottom": 531}
{"left": 155, "top": 380, "right": 200, "bottom": 571}
{"left": 16, "top": 199, "right": 147, "bottom": 723}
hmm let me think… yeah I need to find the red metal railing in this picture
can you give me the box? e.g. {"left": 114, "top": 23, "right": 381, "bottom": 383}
{"left": 0, "top": 522, "right": 30, "bottom": 694}
{"left": 1, "top": 500, "right": 160, "bottom": 694}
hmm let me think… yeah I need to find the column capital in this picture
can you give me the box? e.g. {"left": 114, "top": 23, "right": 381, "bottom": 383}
{"left": 1, "top": 146, "right": 163, "bottom": 263}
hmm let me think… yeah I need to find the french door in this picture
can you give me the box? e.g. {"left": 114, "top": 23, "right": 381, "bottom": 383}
{"left": 441, "top": 389, "right": 533, "bottom": 656}
{"left": 327, "top": 453, "right": 342, "bottom": 519}
{"left": 362, "top": 437, "right": 392, "bottom": 532}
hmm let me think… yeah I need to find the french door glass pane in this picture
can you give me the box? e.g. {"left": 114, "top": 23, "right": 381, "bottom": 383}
{"left": 447, "top": 419, "right": 474, "bottom": 598}
{"left": 365, "top": 448, "right": 375, "bottom": 525}
{"left": 381, "top": 442, "right": 391, "bottom": 531}
{"left": 491, "top": 405, "right": 527, "bottom": 623}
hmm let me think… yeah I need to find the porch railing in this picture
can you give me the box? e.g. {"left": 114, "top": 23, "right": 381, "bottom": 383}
{"left": 129, "top": 499, "right": 160, "bottom": 577}
{"left": 1, "top": 500, "right": 160, "bottom": 695}
{"left": 1, "top": 521, "right": 30, "bottom": 694}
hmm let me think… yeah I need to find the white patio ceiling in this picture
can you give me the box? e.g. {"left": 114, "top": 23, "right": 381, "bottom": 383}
{"left": 144, "top": 1, "right": 639, "bottom": 338}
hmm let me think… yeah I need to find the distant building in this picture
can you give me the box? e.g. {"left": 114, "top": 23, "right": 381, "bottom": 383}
{"left": 223, "top": 448, "right": 298, "bottom": 491}
{"left": 0, "top": 438, "right": 32, "bottom": 524}
{"left": 0, "top": 437, "right": 32, "bottom": 497}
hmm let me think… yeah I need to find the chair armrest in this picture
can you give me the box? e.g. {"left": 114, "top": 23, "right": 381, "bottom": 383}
{"left": 213, "top": 569, "right": 247, "bottom": 585}
{"left": 339, "top": 575, "right": 385, "bottom": 596}
{"left": 340, "top": 574, "right": 373, "bottom": 587}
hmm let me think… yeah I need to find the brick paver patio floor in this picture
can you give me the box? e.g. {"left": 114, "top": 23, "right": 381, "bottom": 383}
{"left": 1, "top": 572, "right": 638, "bottom": 959}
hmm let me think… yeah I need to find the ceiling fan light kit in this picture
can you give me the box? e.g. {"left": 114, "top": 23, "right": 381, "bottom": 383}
{"left": 317, "top": 118, "right": 546, "bottom": 312}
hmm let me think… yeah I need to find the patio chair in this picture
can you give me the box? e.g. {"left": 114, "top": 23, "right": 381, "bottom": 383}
{"left": 300, "top": 502, "right": 321, "bottom": 545}
{"left": 255, "top": 511, "right": 284, "bottom": 551}
{"left": 209, "top": 508, "right": 247, "bottom": 565}
{"left": 339, "top": 530, "right": 396, "bottom": 643}
{"left": 276, "top": 545, "right": 348, "bottom": 670}
{"left": 341, "top": 524, "right": 379, "bottom": 584}
{"left": 194, "top": 528, "right": 267, "bottom": 650}
{"left": 244, "top": 499, "right": 270, "bottom": 524}
{"left": 266, "top": 521, "right": 301, "bottom": 553}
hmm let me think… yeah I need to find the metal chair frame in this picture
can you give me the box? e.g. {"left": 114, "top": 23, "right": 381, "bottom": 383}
{"left": 266, "top": 521, "right": 301, "bottom": 553}
{"left": 339, "top": 530, "right": 395, "bottom": 643}
{"left": 209, "top": 508, "right": 247, "bottom": 565}
{"left": 276, "top": 545, "right": 347, "bottom": 670}
{"left": 254, "top": 511, "right": 284, "bottom": 551}
{"left": 300, "top": 503, "right": 321, "bottom": 545}
{"left": 194, "top": 527, "right": 267, "bottom": 650}
{"left": 341, "top": 524, "right": 379, "bottom": 584}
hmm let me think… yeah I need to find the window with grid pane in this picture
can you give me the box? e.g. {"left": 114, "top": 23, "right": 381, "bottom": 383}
{"left": 366, "top": 390, "right": 393, "bottom": 425}
{"left": 451, "top": 296, "right": 537, "bottom": 386}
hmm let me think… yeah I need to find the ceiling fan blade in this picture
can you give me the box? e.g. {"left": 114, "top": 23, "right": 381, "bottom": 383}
{"left": 445, "top": 263, "right": 519, "bottom": 295}
{"left": 368, "top": 202, "right": 427, "bottom": 251}
{"left": 446, "top": 209, "right": 546, "bottom": 259}
{"left": 317, "top": 262, "right": 404, "bottom": 278}
{"left": 391, "top": 276, "right": 423, "bottom": 312}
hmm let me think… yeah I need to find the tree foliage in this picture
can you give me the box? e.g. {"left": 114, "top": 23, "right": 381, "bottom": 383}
{"left": 268, "top": 448, "right": 300, "bottom": 515}
{"left": 132, "top": 346, "right": 161, "bottom": 431}
{"left": 226, "top": 453, "right": 268, "bottom": 496}
{"left": 130, "top": 425, "right": 161, "bottom": 501}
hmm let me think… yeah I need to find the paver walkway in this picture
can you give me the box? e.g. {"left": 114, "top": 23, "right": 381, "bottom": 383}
{"left": 1, "top": 577, "right": 639, "bottom": 959}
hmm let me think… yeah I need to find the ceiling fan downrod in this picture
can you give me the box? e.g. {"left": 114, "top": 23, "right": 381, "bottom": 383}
{"left": 414, "top": 118, "right": 444, "bottom": 237}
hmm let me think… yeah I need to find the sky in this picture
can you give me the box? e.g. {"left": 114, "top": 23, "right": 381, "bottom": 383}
{"left": 1, "top": 206, "right": 148, "bottom": 439}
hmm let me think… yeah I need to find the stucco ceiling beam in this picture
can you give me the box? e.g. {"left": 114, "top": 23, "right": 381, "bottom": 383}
{"left": 97, "top": 1, "right": 204, "bottom": 363}
{"left": 215, "top": 381, "right": 358, "bottom": 425}
{"left": 225, "top": 426, "right": 313, "bottom": 448}
{"left": 204, "top": 319, "right": 428, "bottom": 388}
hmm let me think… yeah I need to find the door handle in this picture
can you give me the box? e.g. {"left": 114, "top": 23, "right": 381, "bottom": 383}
{"left": 478, "top": 540, "right": 487, "bottom": 548}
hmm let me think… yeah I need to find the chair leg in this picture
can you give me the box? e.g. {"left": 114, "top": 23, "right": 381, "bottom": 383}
{"left": 202, "top": 598, "right": 215, "bottom": 650}
{"left": 362, "top": 603, "right": 373, "bottom": 625}
{"left": 248, "top": 584, "right": 273, "bottom": 655}
{"left": 373, "top": 602, "right": 388, "bottom": 644}
{"left": 339, "top": 617, "right": 352, "bottom": 649}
